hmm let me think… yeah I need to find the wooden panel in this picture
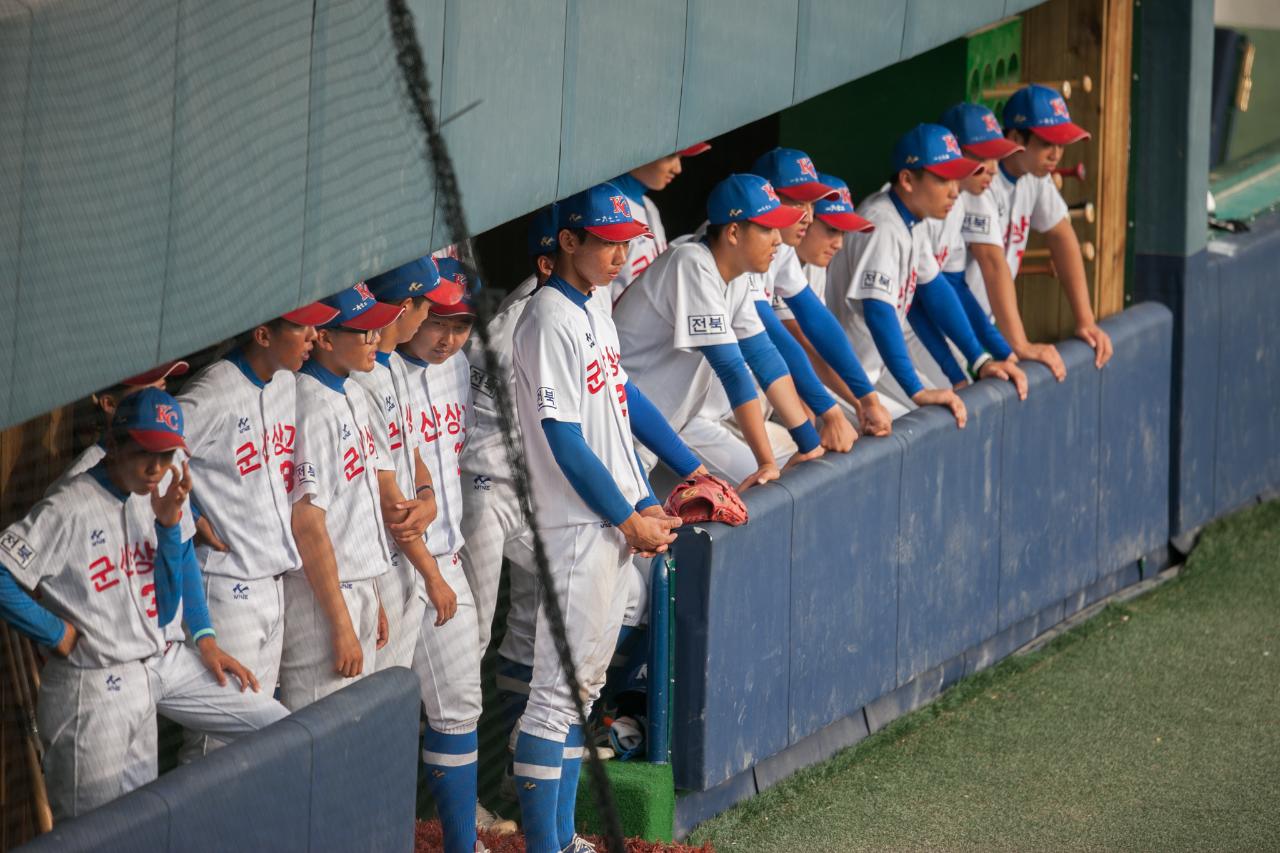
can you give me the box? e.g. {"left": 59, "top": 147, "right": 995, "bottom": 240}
{"left": 557, "top": 0, "right": 687, "bottom": 197}
{"left": 677, "top": 0, "right": 799, "bottom": 150}
{"left": 793, "top": 0, "right": 907, "bottom": 103}
{"left": 1018, "top": 0, "right": 1131, "bottom": 341}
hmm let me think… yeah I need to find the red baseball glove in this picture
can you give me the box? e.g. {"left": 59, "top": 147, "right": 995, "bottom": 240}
{"left": 662, "top": 472, "right": 749, "bottom": 526}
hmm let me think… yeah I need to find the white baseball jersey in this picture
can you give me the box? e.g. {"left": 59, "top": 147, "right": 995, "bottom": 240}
{"left": 399, "top": 351, "right": 472, "bottom": 556}
{"left": 46, "top": 443, "right": 196, "bottom": 542}
{"left": 349, "top": 351, "right": 421, "bottom": 500}
{"left": 1, "top": 467, "right": 169, "bottom": 668}
{"left": 178, "top": 353, "right": 301, "bottom": 580}
{"left": 773, "top": 261, "right": 827, "bottom": 321}
{"left": 825, "top": 188, "right": 942, "bottom": 386}
{"left": 923, "top": 197, "right": 968, "bottom": 275}
{"left": 612, "top": 240, "right": 765, "bottom": 432}
{"left": 609, "top": 196, "right": 668, "bottom": 304}
{"left": 292, "top": 365, "right": 391, "bottom": 582}
{"left": 464, "top": 281, "right": 531, "bottom": 481}
{"left": 963, "top": 168, "right": 1069, "bottom": 309}
{"left": 513, "top": 278, "right": 648, "bottom": 530}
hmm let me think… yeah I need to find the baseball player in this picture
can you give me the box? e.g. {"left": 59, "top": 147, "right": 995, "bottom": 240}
{"left": 391, "top": 257, "right": 488, "bottom": 853}
{"left": 0, "top": 389, "right": 288, "bottom": 819}
{"left": 964, "top": 84, "right": 1113, "bottom": 370}
{"left": 510, "top": 182, "right": 681, "bottom": 853}
{"left": 282, "top": 283, "right": 407, "bottom": 709}
{"left": 747, "top": 148, "right": 895, "bottom": 441}
{"left": 352, "top": 255, "right": 463, "bottom": 673}
{"left": 825, "top": 124, "right": 1025, "bottom": 425}
{"left": 607, "top": 142, "right": 711, "bottom": 302}
{"left": 612, "top": 173, "right": 826, "bottom": 487}
{"left": 175, "top": 301, "right": 340, "bottom": 759}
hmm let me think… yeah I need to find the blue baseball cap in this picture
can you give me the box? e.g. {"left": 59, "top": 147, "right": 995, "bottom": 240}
{"left": 813, "top": 174, "right": 874, "bottom": 233}
{"left": 750, "top": 148, "right": 836, "bottom": 202}
{"left": 560, "top": 182, "right": 653, "bottom": 241}
{"left": 367, "top": 255, "right": 458, "bottom": 306}
{"left": 527, "top": 204, "right": 560, "bottom": 257}
{"left": 320, "top": 282, "right": 404, "bottom": 331}
{"left": 1002, "top": 85, "right": 1090, "bottom": 145}
{"left": 431, "top": 258, "right": 481, "bottom": 318}
{"left": 892, "top": 124, "right": 983, "bottom": 180}
{"left": 114, "top": 387, "right": 187, "bottom": 452}
{"left": 939, "top": 103, "right": 1024, "bottom": 160}
{"left": 706, "top": 174, "right": 805, "bottom": 228}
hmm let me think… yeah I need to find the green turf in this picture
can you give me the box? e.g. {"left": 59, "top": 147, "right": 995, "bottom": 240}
{"left": 690, "top": 500, "right": 1280, "bottom": 852}
{"left": 577, "top": 760, "right": 676, "bottom": 842}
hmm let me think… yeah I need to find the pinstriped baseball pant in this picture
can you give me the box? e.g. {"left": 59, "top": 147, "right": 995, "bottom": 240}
{"left": 459, "top": 474, "right": 536, "bottom": 658}
{"left": 278, "top": 572, "right": 381, "bottom": 710}
{"left": 375, "top": 548, "right": 427, "bottom": 672}
{"left": 411, "top": 552, "right": 483, "bottom": 733}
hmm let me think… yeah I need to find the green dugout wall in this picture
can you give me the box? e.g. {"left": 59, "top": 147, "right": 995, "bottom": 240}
{"left": 1, "top": 0, "right": 1046, "bottom": 429}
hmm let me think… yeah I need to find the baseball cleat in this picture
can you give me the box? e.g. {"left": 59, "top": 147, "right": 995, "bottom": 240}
{"left": 476, "top": 803, "right": 518, "bottom": 835}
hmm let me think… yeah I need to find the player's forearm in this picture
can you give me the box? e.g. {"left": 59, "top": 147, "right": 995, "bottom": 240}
{"left": 377, "top": 470, "right": 409, "bottom": 524}
{"left": 972, "top": 243, "right": 1031, "bottom": 350}
{"left": 1045, "top": 220, "right": 1096, "bottom": 328}
{"left": 413, "top": 447, "right": 433, "bottom": 492}
{"left": 176, "top": 538, "right": 215, "bottom": 640}
{"left": 783, "top": 288, "right": 875, "bottom": 397}
{"left": 731, "top": 398, "right": 776, "bottom": 467}
{"left": 785, "top": 318, "right": 864, "bottom": 412}
{"left": 761, "top": 376, "right": 822, "bottom": 453}
{"left": 0, "top": 565, "right": 66, "bottom": 647}
{"left": 291, "top": 503, "right": 355, "bottom": 631}
{"left": 152, "top": 519, "right": 187, "bottom": 627}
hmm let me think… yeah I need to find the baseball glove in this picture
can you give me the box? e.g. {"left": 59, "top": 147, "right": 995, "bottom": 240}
{"left": 663, "top": 472, "right": 748, "bottom": 526}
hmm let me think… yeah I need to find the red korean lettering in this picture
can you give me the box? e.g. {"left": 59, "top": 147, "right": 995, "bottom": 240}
{"left": 586, "top": 359, "right": 605, "bottom": 395}
{"left": 605, "top": 347, "right": 621, "bottom": 378}
{"left": 88, "top": 555, "right": 120, "bottom": 592}
{"left": 388, "top": 420, "right": 403, "bottom": 452}
{"left": 443, "top": 403, "right": 463, "bottom": 436}
{"left": 343, "top": 446, "right": 365, "bottom": 481}
{"left": 280, "top": 460, "right": 296, "bottom": 493}
{"left": 420, "top": 408, "right": 440, "bottom": 443}
{"left": 615, "top": 382, "right": 628, "bottom": 418}
{"left": 140, "top": 582, "right": 157, "bottom": 618}
{"left": 235, "top": 440, "right": 263, "bottom": 476}
{"left": 270, "top": 423, "right": 296, "bottom": 457}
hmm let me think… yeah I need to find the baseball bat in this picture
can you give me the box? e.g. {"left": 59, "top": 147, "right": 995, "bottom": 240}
{"left": 1024, "top": 241, "right": 1095, "bottom": 262}
{"left": 1055, "top": 163, "right": 1087, "bottom": 182}
{"left": 1019, "top": 262, "right": 1056, "bottom": 278}
{"left": 982, "top": 74, "right": 1092, "bottom": 100}
{"left": 2, "top": 626, "right": 52, "bottom": 833}
{"left": 1069, "top": 202, "right": 1096, "bottom": 223}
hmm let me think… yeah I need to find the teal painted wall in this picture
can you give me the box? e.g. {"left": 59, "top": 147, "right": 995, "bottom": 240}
{"left": 1, "top": 0, "right": 1042, "bottom": 428}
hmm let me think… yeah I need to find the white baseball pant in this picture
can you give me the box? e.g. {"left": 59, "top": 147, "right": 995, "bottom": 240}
{"left": 677, "top": 415, "right": 797, "bottom": 484}
{"left": 459, "top": 475, "right": 536, "bottom": 657}
{"left": 375, "top": 549, "right": 427, "bottom": 672}
{"left": 40, "top": 641, "right": 288, "bottom": 821}
{"left": 278, "top": 573, "right": 381, "bottom": 710}
{"left": 411, "top": 552, "right": 483, "bottom": 733}
{"left": 517, "top": 522, "right": 632, "bottom": 742}
{"left": 180, "top": 573, "right": 285, "bottom": 761}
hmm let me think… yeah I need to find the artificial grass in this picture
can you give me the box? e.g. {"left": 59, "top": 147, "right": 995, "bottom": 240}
{"left": 576, "top": 760, "right": 677, "bottom": 842}
{"left": 690, "top": 499, "right": 1280, "bottom": 852}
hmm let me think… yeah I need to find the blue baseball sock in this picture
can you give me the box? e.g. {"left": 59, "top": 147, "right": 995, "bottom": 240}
{"left": 556, "top": 724, "right": 586, "bottom": 849}
{"left": 422, "top": 726, "right": 478, "bottom": 853}
{"left": 514, "top": 730, "right": 564, "bottom": 853}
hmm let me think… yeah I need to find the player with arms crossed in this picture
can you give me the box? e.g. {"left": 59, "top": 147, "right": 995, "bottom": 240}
{"left": 0, "top": 389, "right": 287, "bottom": 819}
{"left": 964, "top": 85, "right": 1112, "bottom": 371}
{"left": 511, "top": 183, "right": 681, "bottom": 853}
{"left": 283, "top": 284, "right": 407, "bottom": 708}
{"left": 826, "top": 124, "right": 1023, "bottom": 425}
{"left": 613, "top": 174, "right": 825, "bottom": 486}
{"left": 176, "top": 301, "right": 338, "bottom": 758}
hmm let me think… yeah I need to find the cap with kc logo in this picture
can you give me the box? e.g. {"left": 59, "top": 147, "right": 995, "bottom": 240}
{"left": 430, "top": 257, "right": 482, "bottom": 318}
{"left": 939, "top": 103, "right": 1025, "bottom": 160}
{"left": 893, "top": 123, "right": 984, "bottom": 180}
{"left": 367, "top": 255, "right": 459, "bottom": 306}
{"left": 1002, "top": 85, "right": 1091, "bottom": 145}
{"left": 114, "top": 387, "right": 187, "bottom": 452}
{"left": 813, "top": 174, "right": 874, "bottom": 233}
{"left": 560, "top": 182, "right": 654, "bottom": 242}
{"left": 319, "top": 282, "right": 405, "bottom": 331}
{"left": 751, "top": 148, "right": 837, "bottom": 202}
{"left": 706, "top": 174, "right": 805, "bottom": 228}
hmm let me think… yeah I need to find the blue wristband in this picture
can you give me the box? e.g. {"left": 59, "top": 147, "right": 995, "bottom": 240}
{"left": 788, "top": 421, "right": 821, "bottom": 454}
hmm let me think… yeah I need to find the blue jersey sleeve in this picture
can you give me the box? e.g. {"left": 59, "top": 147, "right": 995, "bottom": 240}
{"left": 697, "top": 343, "right": 758, "bottom": 409}
{"left": 542, "top": 420, "right": 636, "bottom": 526}
{"left": 627, "top": 381, "right": 700, "bottom": 478}
{"left": 907, "top": 301, "right": 967, "bottom": 385}
{"left": 153, "top": 520, "right": 186, "bottom": 628}
{"left": 913, "top": 274, "right": 986, "bottom": 365}
{"left": 737, "top": 331, "right": 789, "bottom": 391}
{"left": 862, "top": 299, "right": 924, "bottom": 398}
{"left": 754, "top": 300, "right": 836, "bottom": 414}
{"left": 781, "top": 287, "right": 876, "bottom": 398}
{"left": 634, "top": 451, "right": 660, "bottom": 512}
{"left": 0, "top": 564, "right": 66, "bottom": 648}
{"left": 179, "top": 538, "right": 214, "bottom": 640}
{"left": 943, "top": 271, "right": 1013, "bottom": 360}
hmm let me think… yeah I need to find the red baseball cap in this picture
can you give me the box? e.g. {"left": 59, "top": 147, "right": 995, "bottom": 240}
{"left": 281, "top": 301, "right": 341, "bottom": 326}
{"left": 677, "top": 142, "right": 712, "bottom": 157}
{"left": 121, "top": 360, "right": 189, "bottom": 388}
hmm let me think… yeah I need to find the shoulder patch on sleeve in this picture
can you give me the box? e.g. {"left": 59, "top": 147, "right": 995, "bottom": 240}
{"left": 295, "top": 462, "right": 318, "bottom": 488}
{"left": 962, "top": 213, "right": 991, "bottom": 235}
{"left": 536, "top": 386, "right": 558, "bottom": 411}
{"left": 0, "top": 531, "right": 36, "bottom": 569}
{"left": 687, "top": 314, "right": 727, "bottom": 336}
{"left": 861, "top": 271, "right": 893, "bottom": 294}
{"left": 469, "top": 366, "right": 498, "bottom": 399}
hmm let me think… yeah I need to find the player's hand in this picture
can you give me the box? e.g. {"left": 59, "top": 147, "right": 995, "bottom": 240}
{"left": 389, "top": 496, "right": 434, "bottom": 543}
{"left": 618, "top": 512, "right": 680, "bottom": 555}
{"left": 912, "top": 388, "right": 967, "bottom": 428}
{"left": 331, "top": 623, "right": 364, "bottom": 678}
{"left": 150, "top": 461, "right": 193, "bottom": 528}
{"left": 53, "top": 621, "right": 79, "bottom": 658}
{"left": 425, "top": 575, "right": 457, "bottom": 627}
{"left": 197, "top": 636, "right": 261, "bottom": 692}
{"left": 1075, "top": 323, "right": 1113, "bottom": 368}
{"left": 194, "top": 515, "right": 230, "bottom": 553}
{"left": 996, "top": 359, "right": 1029, "bottom": 400}
{"left": 952, "top": 379, "right": 971, "bottom": 391}
{"left": 737, "top": 463, "right": 780, "bottom": 492}
{"left": 1015, "top": 342, "right": 1067, "bottom": 381}
{"left": 857, "top": 393, "right": 893, "bottom": 437}
{"left": 631, "top": 506, "right": 683, "bottom": 557}
{"left": 818, "top": 407, "right": 856, "bottom": 453}
{"left": 783, "top": 444, "right": 825, "bottom": 472}
{"left": 375, "top": 603, "right": 389, "bottom": 650}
